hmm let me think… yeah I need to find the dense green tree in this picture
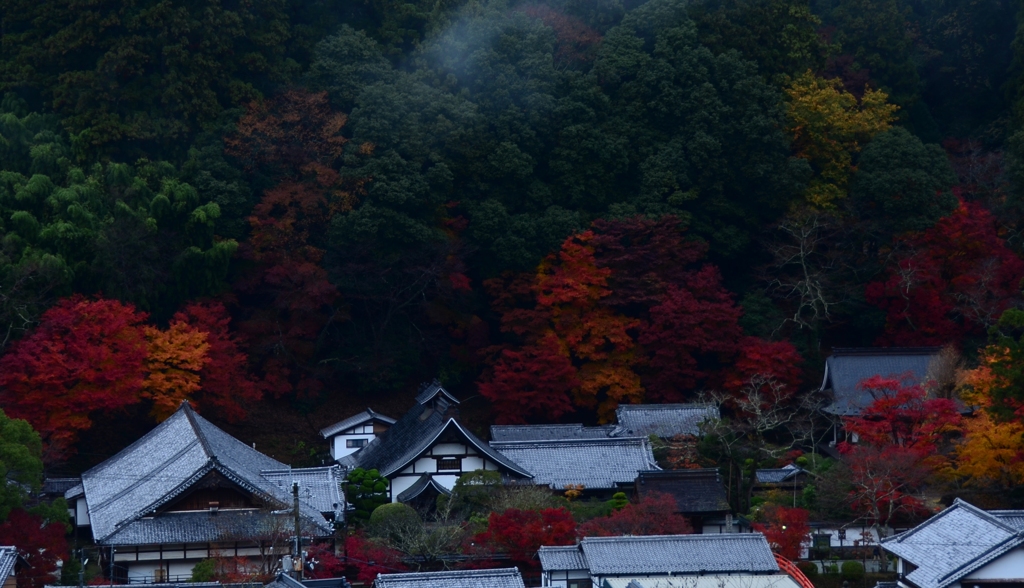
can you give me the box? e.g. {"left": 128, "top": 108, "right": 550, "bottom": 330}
{"left": 1, "top": 0, "right": 295, "bottom": 157}
{"left": 850, "top": 127, "right": 958, "bottom": 237}
{"left": 0, "top": 409, "right": 43, "bottom": 519}
{"left": 689, "top": 0, "right": 830, "bottom": 85}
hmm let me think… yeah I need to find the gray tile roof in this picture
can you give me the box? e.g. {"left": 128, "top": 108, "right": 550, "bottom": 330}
{"left": 101, "top": 510, "right": 325, "bottom": 545}
{"left": 490, "top": 437, "right": 658, "bottom": 490}
{"left": 343, "top": 386, "right": 531, "bottom": 479}
{"left": 614, "top": 404, "right": 719, "bottom": 438}
{"left": 395, "top": 474, "right": 451, "bottom": 503}
{"left": 490, "top": 424, "right": 615, "bottom": 442}
{"left": 820, "top": 348, "right": 941, "bottom": 416}
{"left": 320, "top": 409, "right": 396, "bottom": 439}
{"left": 0, "top": 546, "right": 18, "bottom": 587}
{"left": 543, "top": 534, "right": 779, "bottom": 577}
{"left": 634, "top": 469, "right": 730, "bottom": 514}
{"left": 990, "top": 510, "right": 1024, "bottom": 530}
{"left": 64, "top": 482, "right": 84, "bottom": 500}
{"left": 537, "top": 545, "right": 587, "bottom": 571}
{"left": 755, "top": 464, "right": 807, "bottom": 484}
{"left": 80, "top": 403, "right": 334, "bottom": 545}
{"left": 373, "top": 568, "right": 525, "bottom": 588}
{"left": 602, "top": 575, "right": 801, "bottom": 588}
{"left": 261, "top": 466, "right": 344, "bottom": 514}
{"left": 414, "top": 380, "right": 460, "bottom": 406}
{"left": 42, "top": 477, "right": 82, "bottom": 496}
{"left": 881, "top": 499, "right": 1024, "bottom": 588}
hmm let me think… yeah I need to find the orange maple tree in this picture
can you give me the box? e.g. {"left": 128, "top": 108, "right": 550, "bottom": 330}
{"left": 141, "top": 321, "right": 210, "bottom": 421}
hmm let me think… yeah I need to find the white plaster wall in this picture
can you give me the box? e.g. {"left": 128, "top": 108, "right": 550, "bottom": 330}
{"left": 168, "top": 561, "right": 198, "bottom": 580}
{"left": 332, "top": 434, "right": 374, "bottom": 460}
{"left": 463, "top": 456, "right": 485, "bottom": 471}
{"left": 963, "top": 546, "right": 1024, "bottom": 580}
{"left": 390, "top": 476, "right": 417, "bottom": 502}
{"left": 412, "top": 457, "right": 438, "bottom": 473}
{"left": 76, "top": 498, "right": 90, "bottom": 526}
{"left": 432, "top": 443, "right": 467, "bottom": 455}
{"left": 431, "top": 474, "right": 459, "bottom": 491}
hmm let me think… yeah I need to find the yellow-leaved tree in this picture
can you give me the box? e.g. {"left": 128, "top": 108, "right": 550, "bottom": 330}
{"left": 142, "top": 321, "right": 211, "bottom": 420}
{"left": 785, "top": 72, "right": 898, "bottom": 209}
{"left": 951, "top": 348, "right": 1024, "bottom": 492}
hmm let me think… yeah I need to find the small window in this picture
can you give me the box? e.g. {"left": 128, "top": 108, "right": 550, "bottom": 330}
{"left": 346, "top": 438, "right": 368, "bottom": 449}
{"left": 568, "top": 581, "right": 592, "bottom": 588}
{"left": 437, "top": 457, "right": 460, "bottom": 471}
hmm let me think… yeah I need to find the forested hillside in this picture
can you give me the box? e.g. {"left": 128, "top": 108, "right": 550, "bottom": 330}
{"left": 2, "top": 0, "right": 1023, "bottom": 499}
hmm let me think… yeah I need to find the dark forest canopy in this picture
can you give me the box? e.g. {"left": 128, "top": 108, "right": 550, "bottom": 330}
{"left": 3, "top": 0, "right": 1024, "bottom": 499}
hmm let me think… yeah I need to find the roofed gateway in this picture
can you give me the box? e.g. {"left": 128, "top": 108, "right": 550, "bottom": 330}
{"left": 67, "top": 403, "right": 342, "bottom": 584}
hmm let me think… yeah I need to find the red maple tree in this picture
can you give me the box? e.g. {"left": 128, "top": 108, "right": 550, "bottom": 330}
{"left": 752, "top": 505, "right": 811, "bottom": 561}
{"left": 0, "top": 296, "right": 149, "bottom": 457}
{"left": 472, "top": 507, "right": 577, "bottom": 571}
{"left": 0, "top": 509, "right": 69, "bottom": 588}
{"left": 578, "top": 491, "right": 693, "bottom": 537}
{"left": 867, "top": 201, "right": 1024, "bottom": 346}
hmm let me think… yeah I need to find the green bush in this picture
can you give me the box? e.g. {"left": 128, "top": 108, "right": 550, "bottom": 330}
{"left": 842, "top": 561, "right": 865, "bottom": 581}
{"left": 797, "top": 561, "right": 818, "bottom": 577}
{"left": 191, "top": 559, "right": 216, "bottom": 582}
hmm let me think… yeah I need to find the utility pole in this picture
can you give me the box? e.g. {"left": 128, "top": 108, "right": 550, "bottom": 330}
{"left": 293, "top": 481, "right": 302, "bottom": 580}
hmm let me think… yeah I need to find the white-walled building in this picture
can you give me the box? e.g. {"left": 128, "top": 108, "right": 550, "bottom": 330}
{"left": 336, "top": 381, "right": 532, "bottom": 504}
{"left": 320, "top": 408, "right": 396, "bottom": 461}
{"left": 65, "top": 403, "right": 342, "bottom": 584}
{"left": 881, "top": 499, "right": 1024, "bottom": 588}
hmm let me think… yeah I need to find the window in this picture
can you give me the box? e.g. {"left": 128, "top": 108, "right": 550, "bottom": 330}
{"left": 437, "top": 457, "right": 460, "bottom": 471}
{"left": 346, "top": 438, "right": 368, "bottom": 449}
{"left": 568, "top": 581, "right": 592, "bottom": 588}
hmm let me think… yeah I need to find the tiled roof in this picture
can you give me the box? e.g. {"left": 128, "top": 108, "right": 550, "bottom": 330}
{"left": 635, "top": 469, "right": 730, "bottom": 513}
{"left": 42, "top": 477, "right": 81, "bottom": 495}
{"left": 578, "top": 534, "right": 779, "bottom": 576}
{"left": 755, "top": 464, "right": 807, "bottom": 484}
{"left": 343, "top": 385, "right": 531, "bottom": 479}
{"left": 881, "top": 499, "right": 1024, "bottom": 588}
{"left": 0, "top": 547, "right": 18, "bottom": 587}
{"left": 537, "top": 545, "right": 588, "bottom": 571}
{"left": 601, "top": 575, "right": 800, "bottom": 588}
{"left": 491, "top": 437, "right": 658, "bottom": 490}
{"left": 395, "top": 474, "right": 451, "bottom": 503}
{"left": 373, "top": 567, "right": 525, "bottom": 588}
{"left": 261, "top": 466, "right": 344, "bottom": 514}
{"left": 101, "top": 510, "right": 328, "bottom": 546}
{"left": 489, "top": 424, "right": 615, "bottom": 442}
{"left": 614, "top": 404, "right": 718, "bottom": 438}
{"left": 320, "top": 409, "right": 396, "bottom": 438}
{"left": 820, "top": 348, "right": 941, "bottom": 416}
{"left": 80, "top": 403, "right": 333, "bottom": 544}
{"left": 541, "top": 535, "right": 780, "bottom": 577}
{"left": 414, "top": 380, "right": 460, "bottom": 406}
{"left": 990, "top": 510, "right": 1024, "bottom": 530}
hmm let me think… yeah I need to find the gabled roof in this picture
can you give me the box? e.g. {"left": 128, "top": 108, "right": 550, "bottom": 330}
{"left": 881, "top": 499, "right": 1024, "bottom": 588}
{"left": 490, "top": 437, "right": 658, "bottom": 490}
{"left": 542, "top": 534, "right": 779, "bottom": 577}
{"left": 820, "top": 347, "right": 941, "bottom": 416}
{"left": 755, "top": 464, "right": 808, "bottom": 484}
{"left": 635, "top": 469, "right": 730, "bottom": 514}
{"left": 990, "top": 510, "right": 1024, "bottom": 530}
{"left": 342, "top": 385, "right": 530, "bottom": 479}
{"left": 613, "top": 404, "right": 718, "bottom": 438}
{"left": 490, "top": 423, "right": 615, "bottom": 442}
{"left": 414, "top": 380, "right": 460, "bottom": 406}
{"left": 0, "top": 547, "right": 19, "bottom": 587}
{"left": 80, "top": 403, "right": 334, "bottom": 544}
{"left": 320, "top": 409, "right": 396, "bottom": 438}
{"left": 538, "top": 545, "right": 588, "bottom": 571}
{"left": 373, "top": 567, "right": 525, "bottom": 588}
{"left": 396, "top": 474, "right": 452, "bottom": 503}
